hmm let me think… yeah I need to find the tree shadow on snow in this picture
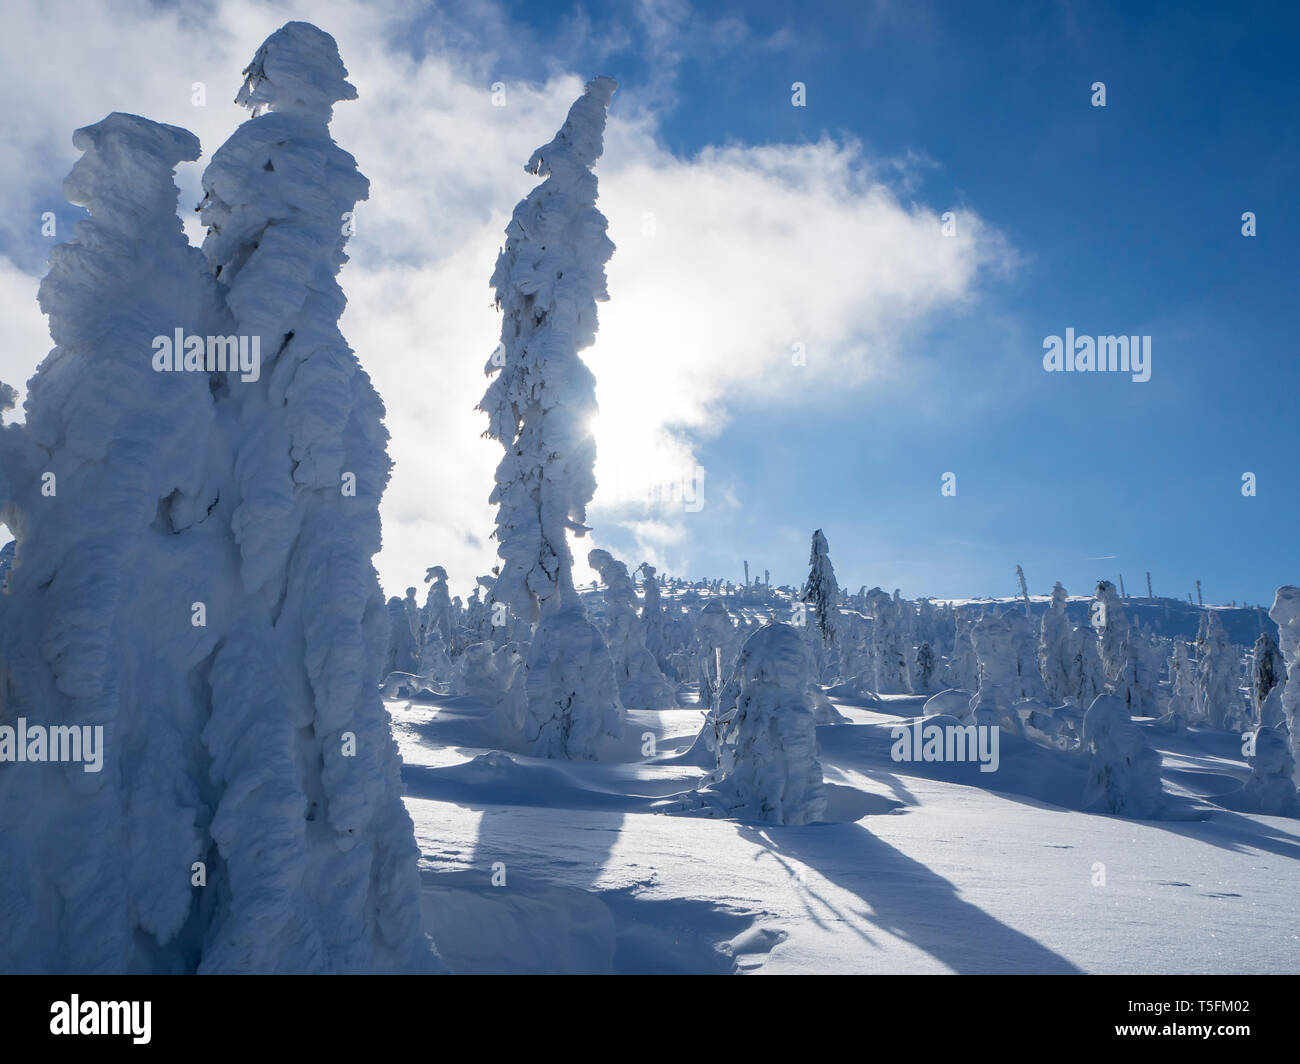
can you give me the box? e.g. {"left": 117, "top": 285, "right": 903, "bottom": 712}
{"left": 736, "top": 821, "right": 1083, "bottom": 974}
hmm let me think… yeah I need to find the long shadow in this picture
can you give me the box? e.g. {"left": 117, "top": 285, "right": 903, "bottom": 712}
{"left": 738, "top": 821, "right": 1083, "bottom": 974}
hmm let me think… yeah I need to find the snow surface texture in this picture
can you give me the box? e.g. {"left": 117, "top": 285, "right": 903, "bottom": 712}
{"left": 0, "top": 24, "right": 437, "bottom": 974}
{"left": 678, "top": 623, "right": 827, "bottom": 826}
{"left": 389, "top": 654, "right": 1300, "bottom": 973}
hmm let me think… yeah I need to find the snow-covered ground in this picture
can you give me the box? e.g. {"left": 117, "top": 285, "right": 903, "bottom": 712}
{"left": 392, "top": 691, "right": 1300, "bottom": 974}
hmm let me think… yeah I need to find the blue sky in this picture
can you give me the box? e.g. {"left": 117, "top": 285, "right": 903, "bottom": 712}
{"left": 0, "top": 0, "right": 1295, "bottom": 605}
{"left": 479, "top": 0, "right": 1299, "bottom": 604}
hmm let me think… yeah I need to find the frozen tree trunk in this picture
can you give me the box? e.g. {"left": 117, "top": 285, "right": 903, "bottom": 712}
{"left": 477, "top": 76, "right": 624, "bottom": 758}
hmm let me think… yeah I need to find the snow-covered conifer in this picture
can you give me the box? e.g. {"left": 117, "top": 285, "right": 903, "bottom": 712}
{"left": 1195, "top": 612, "right": 1240, "bottom": 729}
{"left": 800, "top": 529, "right": 838, "bottom": 641}
{"left": 477, "top": 76, "right": 624, "bottom": 758}
{"left": 915, "top": 640, "right": 937, "bottom": 693}
{"left": 695, "top": 597, "right": 736, "bottom": 706}
{"left": 1269, "top": 587, "right": 1300, "bottom": 778}
{"left": 385, "top": 595, "right": 420, "bottom": 677}
{"left": 687, "top": 623, "right": 827, "bottom": 825}
{"left": 588, "top": 548, "right": 675, "bottom": 708}
{"left": 1039, "top": 583, "right": 1074, "bottom": 704}
{"left": 969, "top": 611, "right": 1024, "bottom": 733}
{"left": 1243, "top": 723, "right": 1299, "bottom": 815}
{"left": 1252, "top": 631, "right": 1286, "bottom": 723}
{"left": 195, "top": 22, "right": 436, "bottom": 971}
{"left": 1082, "top": 694, "right": 1166, "bottom": 818}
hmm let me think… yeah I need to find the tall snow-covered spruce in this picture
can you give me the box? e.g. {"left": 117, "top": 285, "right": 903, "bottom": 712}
{"left": 478, "top": 77, "right": 624, "bottom": 758}
{"left": 195, "top": 22, "right": 437, "bottom": 972}
{"left": 0, "top": 113, "right": 219, "bottom": 973}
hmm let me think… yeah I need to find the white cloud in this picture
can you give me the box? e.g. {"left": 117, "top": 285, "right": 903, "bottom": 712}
{"left": 0, "top": 0, "right": 1012, "bottom": 597}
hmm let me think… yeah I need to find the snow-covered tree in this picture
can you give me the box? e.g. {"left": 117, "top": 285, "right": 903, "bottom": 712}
{"left": 588, "top": 549, "right": 675, "bottom": 708}
{"left": 695, "top": 597, "right": 736, "bottom": 706}
{"left": 1074, "top": 625, "right": 1106, "bottom": 711}
{"left": 1039, "top": 583, "right": 1074, "bottom": 704}
{"left": 477, "top": 76, "right": 624, "bottom": 757}
{"left": 943, "top": 612, "right": 980, "bottom": 690}
{"left": 417, "top": 565, "right": 455, "bottom": 678}
{"left": 1161, "top": 640, "right": 1197, "bottom": 731}
{"left": 1243, "top": 723, "right": 1299, "bottom": 815}
{"left": 686, "top": 623, "right": 827, "bottom": 825}
{"left": 1252, "top": 631, "right": 1286, "bottom": 722}
{"left": 969, "top": 611, "right": 1024, "bottom": 733}
{"left": 914, "top": 640, "right": 937, "bottom": 693}
{"left": 0, "top": 112, "right": 223, "bottom": 973}
{"left": 1007, "top": 609, "right": 1047, "bottom": 700}
{"left": 1195, "top": 612, "right": 1240, "bottom": 729}
{"left": 866, "top": 587, "right": 912, "bottom": 694}
{"left": 800, "top": 529, "right": 838, "bottom": 643}
{"left": 1082, "top": 694, "right": 1166, "bottom": 818}
{"left": 385, "top": 595, "right": 420, "bottom": 677}
{"left": 194, "top": 22, "right": 436, "bottom": 972}
{"left": 638, "top": 563, "right": 676, "bottom": 680}
{"left": 1269, "top": 587, "right": 1300, "bottom": 779}
{"left": 2, "top": 23, "right": 435, "bottom": 974}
